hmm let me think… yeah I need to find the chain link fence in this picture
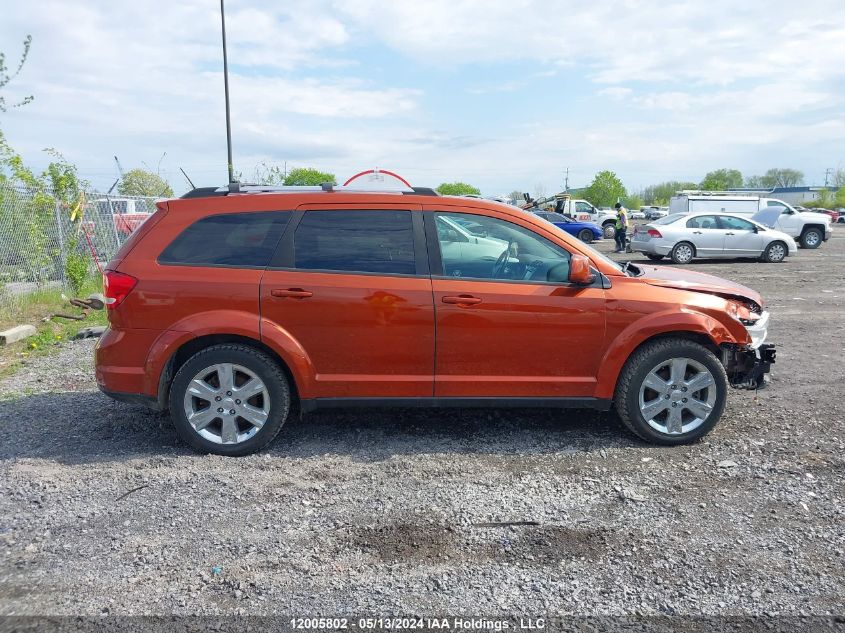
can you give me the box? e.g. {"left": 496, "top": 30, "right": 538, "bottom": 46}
{"left": 0, "top": 183, "right": 160, "bottom": 313}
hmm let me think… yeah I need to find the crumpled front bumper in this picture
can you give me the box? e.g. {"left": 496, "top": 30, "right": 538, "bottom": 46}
{"left": 723, "top": 343, "right": 776, "bottom": 389}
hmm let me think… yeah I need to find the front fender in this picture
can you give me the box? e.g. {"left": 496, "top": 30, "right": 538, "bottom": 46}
{"left": 593, "top": 307, "right": 748, "bottom": 400}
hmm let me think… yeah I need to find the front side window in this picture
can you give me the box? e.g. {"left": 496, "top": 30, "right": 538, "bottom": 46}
{"left": 717, "top": 216, "right": 756, "bottom": 231}
{"left": 575, "top": 202, "right": 593, "bottom": 214}
{"left": 294, "top": 210, "right": 415, "bottom": 275}
{"left": 434, "top": 212, "right": 571, "bottom": 282}
{"left": 159, "top": 211, "right": 289, "bottom": 267}
{"left": 686, "top": 215, "right": 719, "bottom": 229}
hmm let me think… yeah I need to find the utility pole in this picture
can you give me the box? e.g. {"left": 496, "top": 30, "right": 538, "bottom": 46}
{"left": 564, "top": 167, "right": 570, "bottom": 192}
{"left": 220, "top": 0, "right": 235, "bottom": 184}
{"left": 824, "top": 168, "right": 833, "bottom": 188}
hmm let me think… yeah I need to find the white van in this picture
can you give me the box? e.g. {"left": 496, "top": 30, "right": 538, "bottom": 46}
{"left": 669, "top": 193, "right": 832, "bottom": 249}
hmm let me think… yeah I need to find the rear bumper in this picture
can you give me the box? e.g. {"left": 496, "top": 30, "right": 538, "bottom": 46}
{"left": 631, "top": 238, "right": 672, "bottom": 256}
{"left": 95, "top": 326, "right": 163, "bottom": 398}
{"left": 99, "top": 386, "right": 164, "bottom": 410}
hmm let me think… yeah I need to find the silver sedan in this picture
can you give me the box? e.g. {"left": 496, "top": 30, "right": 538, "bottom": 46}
{"left": 630, "top": 212, "right": 798, "bottom": 264}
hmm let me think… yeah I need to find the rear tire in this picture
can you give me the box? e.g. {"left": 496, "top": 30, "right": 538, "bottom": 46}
{"left": 645, "top": 254, "right": 664, "bottom": 261}
{"left": 614, "top": 338, "right": 728, "bottom": 445}
{"left": 168, "top": 344, "right": 290, "bottom": 456}
{"left": 577, "top": 228, "right": 594, "bottom": 243}
{"left": 602, "top": 223, "right": 616, "bottom": 239}
{"left": 762, "top": 240, "right": 787, "bottom": 263}
{"left": 670, "top": 241, "right": 695, "bottom": 264}
{"left": 800, "top": 227, "right": 822, "bottom": 249}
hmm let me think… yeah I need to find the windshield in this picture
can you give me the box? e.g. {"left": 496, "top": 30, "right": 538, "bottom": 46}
{"left": 652, "top": 213, "right": 685, "bottom": 225}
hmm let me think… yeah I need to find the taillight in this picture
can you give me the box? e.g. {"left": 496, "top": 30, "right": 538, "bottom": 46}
{"left": 103, "top": 270, "right": 138, "bottom": 309}
{"left": 647, "top": 229, "right": 663, "bottom": 238}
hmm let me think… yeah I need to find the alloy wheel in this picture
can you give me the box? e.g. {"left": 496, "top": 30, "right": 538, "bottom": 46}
{"left": 638, "top": 357, "right": 717, "bottom": 435}
{"left": 182, "top": 363, "right": 269, "bottom": 444}
{"left": 673, "top": 243, "right": 694, "bottom": 263}
{"left": 768, "top": 242, "right": 786, "bottom": 262}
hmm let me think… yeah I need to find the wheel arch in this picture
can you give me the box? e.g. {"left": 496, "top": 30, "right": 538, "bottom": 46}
{"left": 594, "top": 313, "right": 741, "bottom": 400}
{"left": 154, "top": 333, "right": 301, "bottom": 412}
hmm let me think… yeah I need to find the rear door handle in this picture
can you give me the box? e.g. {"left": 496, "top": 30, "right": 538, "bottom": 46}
{"left": 270, "top": 288, "right": 313, "bottom": 299}
{"left": 692, "top": 231, "right": 702, "bottom": 234}
{"left": 725, "top": 232, "right": 735, "bottom": 235}
{"left": 442, "top": 295, "right": 482, "bottom": 305}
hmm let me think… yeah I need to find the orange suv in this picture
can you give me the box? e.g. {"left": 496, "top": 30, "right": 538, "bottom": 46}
{"left": 95, "top": 184, "right": 776, "bottom": 456}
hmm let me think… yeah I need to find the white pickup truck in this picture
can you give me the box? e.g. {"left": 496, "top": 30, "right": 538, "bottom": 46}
{"left": 521, "top": 193, "right": 619, "bottom": 237}
{"left": 669, "top": 193, "right": 832, "bottom": 249}
{"left": 560, "top": 199, "right": 619, "bottom": 238}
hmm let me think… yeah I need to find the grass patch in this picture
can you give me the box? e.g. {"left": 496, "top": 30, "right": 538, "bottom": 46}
{"left": 0, "top": 276, "right": 108, "bottom": 379}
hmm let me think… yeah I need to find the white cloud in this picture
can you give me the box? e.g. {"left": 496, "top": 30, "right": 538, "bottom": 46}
{"left": 1, "top": 0, "right": 843, "bottom": 194}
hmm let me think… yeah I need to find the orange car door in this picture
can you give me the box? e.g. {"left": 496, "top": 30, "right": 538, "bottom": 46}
{"left": 425, "top": 208, "right": 607, "bottom": 399}
{"left": 260, "top": 205, "right": 434, "bottom": 399}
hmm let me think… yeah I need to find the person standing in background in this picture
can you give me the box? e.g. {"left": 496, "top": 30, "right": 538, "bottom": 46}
{"left": 613, "top": 202, "right": 628, "bottom": 253}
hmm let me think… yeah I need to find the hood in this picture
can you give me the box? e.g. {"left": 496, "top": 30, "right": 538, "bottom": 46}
{"left": 637, "top": 265, "right": 764, "bottom": 309}
{"left": 800, "top": 211, "right": 833, "bottom": 223}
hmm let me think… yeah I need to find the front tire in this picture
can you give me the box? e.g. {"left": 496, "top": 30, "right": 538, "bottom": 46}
{"left": 800, "top": 227, "right": 822, "bottom": 249}
{"left": 614, "top": 338, "right": 728, "bottom": 445}
{"left": 762, "top": 240, "right": 787, "bottom": 263}
{"left": 670, "top": 241, "right": 695, "bottom": 264}
{"left": 577, "top": 228, "right": 594, "bottom": 243}
{"left": 168, "top": 344, "right": 291, "bottom": 456}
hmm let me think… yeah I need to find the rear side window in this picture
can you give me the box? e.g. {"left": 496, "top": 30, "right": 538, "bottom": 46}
{"left": 294, "top": 210, "right": 415, "bottom": 275}
{"left": 159, "top": 211, "right": 289, "bottom": 267}
{"left": 686, "top": 215, "right": 719, "bottom": 229}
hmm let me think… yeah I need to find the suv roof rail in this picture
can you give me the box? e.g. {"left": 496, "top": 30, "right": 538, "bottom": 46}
{"left": 179, "top": 183, "right": 440, "bottom": 199}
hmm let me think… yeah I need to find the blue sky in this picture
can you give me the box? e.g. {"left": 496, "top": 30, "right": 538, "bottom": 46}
{"left": 1, "top": 0, "right": 844, "bottom": 196}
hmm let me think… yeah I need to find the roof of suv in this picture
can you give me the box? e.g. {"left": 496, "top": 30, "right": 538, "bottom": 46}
{"left": 180, "top": 184, "right": 439, "bottom": 199}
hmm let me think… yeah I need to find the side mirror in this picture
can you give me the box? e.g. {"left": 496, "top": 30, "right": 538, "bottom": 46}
{"left": 569, "top": 254, "right": 596, "bottom": 285}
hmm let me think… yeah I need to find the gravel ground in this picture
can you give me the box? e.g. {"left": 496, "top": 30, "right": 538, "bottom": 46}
{"left": 0, "top": 232, "right": 843, "bottom": 618}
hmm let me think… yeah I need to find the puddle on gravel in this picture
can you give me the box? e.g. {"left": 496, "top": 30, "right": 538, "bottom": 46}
{"left": 342, "top": 522, "right": 615, "bottom": 565}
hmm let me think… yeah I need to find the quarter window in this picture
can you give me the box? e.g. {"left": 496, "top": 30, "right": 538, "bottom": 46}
{"left": 158, "top": 211, "right": 289, "bottom": 267}
{"left": 686, "top": 215, "right": 719, "bottom": 229}
{"left": 293, "top": 210, "right": 415, "bottom": 275}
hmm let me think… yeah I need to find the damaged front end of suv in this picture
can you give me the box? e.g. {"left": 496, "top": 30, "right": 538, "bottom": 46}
{"left": 721, "top": 300, "right": 776, "bottom": 389}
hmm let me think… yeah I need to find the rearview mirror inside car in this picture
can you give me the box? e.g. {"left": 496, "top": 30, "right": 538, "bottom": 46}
{"left": 568, "top": 254, "right": 596, "bottom": 285}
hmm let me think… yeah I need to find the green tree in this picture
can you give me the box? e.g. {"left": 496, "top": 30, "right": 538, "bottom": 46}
{"left": 283, "top": 167, "right": 336, "bottom": 186}
{"left": 625, "top": 194, "right": 644, "bottom": 210}
{"left": 640, "top": 181, "right": 697, "bottom": 205}
{"left": 118, "top": 168, "right": 173, "bottom": 197}
{"left": 582, "top": 170, "right": 626, "bottom": 208}
{"left": 0, "top": 35, "right": 33, "bottom": 112}
{"left": 700, "top": 168, "right": 743, "bottom": 191}
{"left": 834, "top": 187, "right": 845, "bottom": 208}
{"left": 746, "top": 168, "right": 804, "bottom": 189}
{"left": 436, "top": 182, "right": 481, "bottom": 196}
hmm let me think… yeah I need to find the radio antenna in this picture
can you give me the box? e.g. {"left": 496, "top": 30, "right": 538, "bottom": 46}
{"left": 220, "top": 0, "right": 235, "bottom": 184}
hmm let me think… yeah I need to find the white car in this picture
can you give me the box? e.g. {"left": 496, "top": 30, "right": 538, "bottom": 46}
{"left": 629, "top": 210, "right": 646, "bottom": 220}
{"left": 630, "top": 211, "right": 798, "bottom": 264}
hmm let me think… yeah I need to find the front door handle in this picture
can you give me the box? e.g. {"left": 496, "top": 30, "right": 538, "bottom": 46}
{"left": 270, "top": 288, "right": 313, "bottom": 299}
{"left": 725, "top": 232, "right": 735, "bottom": 235}
{"left": 442, "top": 294, "right": 482, "bottom": 305}
{"left": 692, "top": 231, "right": 702, "bottom": 234}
